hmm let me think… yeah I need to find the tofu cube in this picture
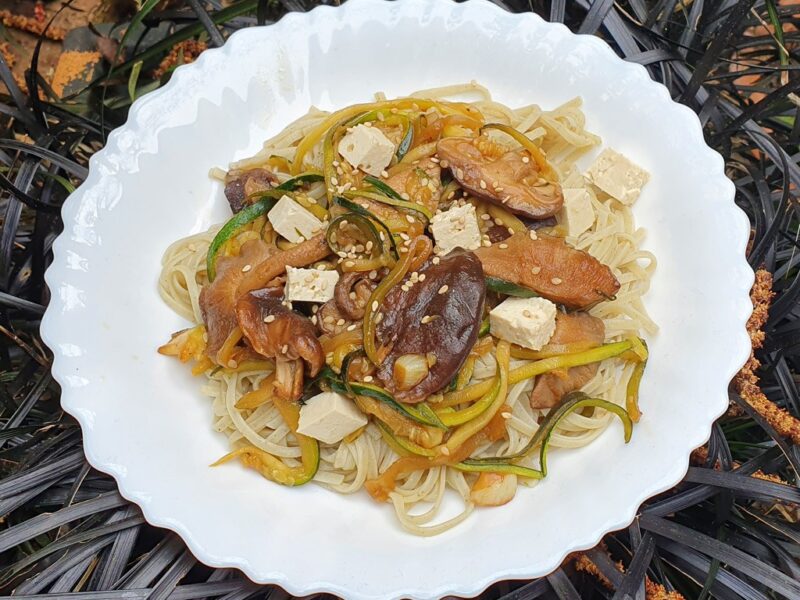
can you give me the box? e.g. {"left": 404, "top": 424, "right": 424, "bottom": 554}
{"left": 430, "top": 203, "right": 481, "bottom": 253}
{"left": 585, "top": 149, "right": 650, "bottom": 205}
{"left": 561, "top": 188, "right": 595, "bottom": 237}
{"left": 297, "top": 391, "right": 368, "bottom": 444}
{"left": 338, "top": 124, "right": 395, "bottom": 177}
{"left": 268, "top": 195, "right": 323, "bottom": 243}
{"left": 489, "top": 297, "right": 557, "bottom": 351}
{"left": 285, "top": 267, "right": 339, "bottom": 303}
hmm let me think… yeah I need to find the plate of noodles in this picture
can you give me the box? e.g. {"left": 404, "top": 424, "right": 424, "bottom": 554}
{"left": 41, "top": 0, "right": 753, "bottom": 598}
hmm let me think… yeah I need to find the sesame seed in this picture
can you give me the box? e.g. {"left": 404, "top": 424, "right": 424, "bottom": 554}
{"left": 522, "top": 156, "right": 530, "bottom": 164}
{"left": 349, "top": 291, "right": 357, "bottom": 300}
{"left": 421, "top": 315, "right": 432, "bottom": 324}
{"left": 430, "top": 157, "right": 440, "bottom": 163}
{"left": 331, "top": 177, "right": 339, "bottom": 186}
{"left": 499, "top": 243, "right": 508, "bottom": 249}
{"left": 479, "top": 179, "right": 487, "bottom": 190}
{"left": 281, "top": 344, "right": 288, "bottom": 354}
{"left": 336, "top": 318, "right": 345, "bottom": 326}
{"left": 440, "top": 446, "right": 450, "bottom": 456}
{"left": 366, "top": 241, "right": 373, "bottom": 251}
{"left": 400, "top": 247, "right": 409, "bottom": 253}
{"left": 381, "top": 170, "right": 389, "bottom": 178}
{"left": 406, "top": 215, "right": 415, "bottom": 223}
{"left": 551, "top": 277, "right": 562, "bottom": 285}
{"left": 529, "top": 230, "right": 538, "bottom": 240}
{"left": 332, "top": 160, "right": 340, "bottom": 167}
{"left": 227, "top": 359, "right": 238, "bottom": 368}
{"left": 324, "top": 316, "right": 335, "bottom": 324}
{"left": 420, "top": 178, "right": 429, "bottom": 186}
{"left": 241, "top": 264, "right": 252, "bottom": 272}
{"left": 432, "top": 257, "right": 440, "bottom": 265}
{"left": 480, "top": 213, "right": 491, "bottom": 221}
{"left": 372, "top": 301, "right": 379, "bottom": 311}
{"left": 501, "top": 412, "right": 512, "bottom": 419}
{"left": 531, "top": 266, "right": 542, "bottom": 274}
{"left": 361, "top": 375, "right": 373, "bottom": 383}
{"left": 456, "top": 168, "right": 464, "bottom": 179}
{"left": 419, "top": 274, "right": 426, "bottom": 282}
{"left": 438, "top": 285, "right": 449, "bottom": 294}
{"left": 264, "top": 314, "right": 276, "bottom": 323}
{"left": 494, "top": 218, "right": 504, "bottom": 226}
{"left": 369, "top": 270, "right": 378, "bottom": 279}
{"left": 401, "top": 193, "right": 411, "bottom": 200}
{"left": 347, "top": 324, "right": 357, "bottom": 331}
{"left": 482, "top": 240, "right": 492, "bottom": 247}
{"left": 311, "top": 315, "right": 318, "bottom": 324}
{"left": 507, "top": 227, "right": 515, "bottom": 235}
{"left": 344, "top": 260, "right": 355, "bottom": 268}
{"left": 375, "top": 312, "right": 384, "bottom": 323}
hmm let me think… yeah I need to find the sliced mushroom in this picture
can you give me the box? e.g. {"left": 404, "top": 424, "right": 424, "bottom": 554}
{"left": 475, "top": 232, "right": 620, "bottom": 309}
{"left": 199, "top": 239, "right": 275, "bottom": 361}
{"left": 334, "top": 272, "right": 378, "bottom": 320}
{"left": 236, "top": 291, "right": 324, "bottom": 401}
{"left": 315, "top": 299, "right": 354, "bottom": 336}
{"left": 382, "top": 157, "right": 442, "bottom": 214}
{"left": 437, "top": 137, "right": 563, "bottom": 219}
{"left": 224, "top": 168, "right": 278, "bottom": 213}
{"left": 237, "top": 233, "right": 332, "bottom": 296}
{"left": 530, "top": 312, "right": 605, "bottom": 409}
{"left": 375, "top": 250, "right": 486, "bottom": 403}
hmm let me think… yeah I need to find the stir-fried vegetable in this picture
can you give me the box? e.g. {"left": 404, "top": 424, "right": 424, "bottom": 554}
{"left": 206, "top": 197, "right": 276, "bottom": 281}
{"left": 362, "top": 235, "right": 431, "bottom": 364}
{"left": 212, "top": 394, "right": 319, "bottom": 486}
{"left": 481, "top": 122, "right": 553, "bottom": 178}
{"left": 485, "top": 276, "right": 538, "bottom": 298}
{"left": 464, "top": 391, "right": 633, "bottom": 476}
{"left": 340, "top": 351, "right": 447, "bottom": 430}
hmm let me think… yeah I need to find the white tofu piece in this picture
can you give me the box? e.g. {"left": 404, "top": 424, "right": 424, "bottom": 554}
{"left": 268, "top": 195, "right": 323, "bottom": 243}
{"left": 297, "top": 391, "right": 368, "bottom": 444}
{"left": 585, "top": 149, "right": 650, "bottom": 205}
{"left": 561, "top": 188, "right": 595, "bottom": 237}
{"left": 285, "top": 267, "right": 339, "bottom": 303}
{"left": 430, "top": 203, "right": 481, "bottom": 253}
{"left": 337, "top": 124, "right": 395, "bottom": 176}
{"left": 489, "top": 297, "right": 558, "bottom": 351}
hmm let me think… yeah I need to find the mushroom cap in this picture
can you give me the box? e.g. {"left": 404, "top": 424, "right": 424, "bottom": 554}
{"left": 437, "top": 137, "right": 563, "bottom": 219}
{"left": 235, "top": 290, "right": 324, "bottom": 376}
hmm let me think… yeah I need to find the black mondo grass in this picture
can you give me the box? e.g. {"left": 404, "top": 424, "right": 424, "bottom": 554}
{"left": 0, "top": 1, "right": 798, "bottom": 598}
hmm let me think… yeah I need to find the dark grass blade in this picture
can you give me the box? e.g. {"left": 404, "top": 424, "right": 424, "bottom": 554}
{"left": 640, "top": 514, "right": 800, "bottom": 598}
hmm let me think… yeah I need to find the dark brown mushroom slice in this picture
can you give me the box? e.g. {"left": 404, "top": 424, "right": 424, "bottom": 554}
{"left": 334, "top": 272, "right": 378, "bottom": 321}
{"left": 224, "top": 168, "right": 278, "bottom": 213}
{"left": 475, "top": 232, "right": 620, "bottom": 309}
{"left": 315, "top": 300, "right": 355, "bottom": 336}
{"left": 236, "top": 291, "right": 325, "bottom": 400}
{"left": 375, "top": 250, "right": 486, "bottom": 403}
{"left": 530, "top": 312, "right": 605, "bottom": 408}
{"left": 200, "top": 239, "right": 275, "bottom": 361}
{"left": 437, "top": 137, "right": 563, "bottom": 219}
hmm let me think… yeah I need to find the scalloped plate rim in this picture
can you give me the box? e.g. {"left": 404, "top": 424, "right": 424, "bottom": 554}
{"left": 40, "top": 1, "right": 754, "bottom": 598}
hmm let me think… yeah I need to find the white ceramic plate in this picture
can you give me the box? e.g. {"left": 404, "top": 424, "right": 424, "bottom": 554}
{"left": 41, "top": 1, "right": 753, "bottom": 598}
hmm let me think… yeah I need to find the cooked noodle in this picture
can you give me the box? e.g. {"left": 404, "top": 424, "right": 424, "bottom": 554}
{"left": 158, "top": 82, "right": 656, "bottom": 535}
